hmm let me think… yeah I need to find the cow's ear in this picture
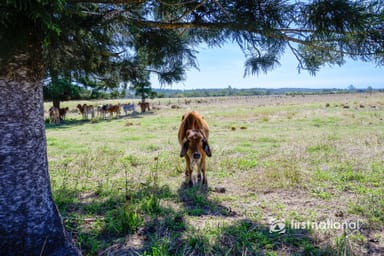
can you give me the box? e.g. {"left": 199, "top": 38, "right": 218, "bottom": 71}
{"left": 202, "top": 139, "right": 212, "bottom": 157}
{"left": 180, "top": 140, "right": 189, "bottom": 157}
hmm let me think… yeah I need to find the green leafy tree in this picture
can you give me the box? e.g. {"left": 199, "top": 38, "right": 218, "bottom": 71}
{"left": 348, "top": 84, "right": 357, "bottom": 92}
{"left": 43, "top": 79, "right": 82, "bottom": 108}
{"left": 367, "top": 85, "right": 374, "bottom": 94}
{"left": 0, "top": 0, "right": 383, "bottom": 255}
{"left": 134, "top": 80, "right": 157, "bottom": 103}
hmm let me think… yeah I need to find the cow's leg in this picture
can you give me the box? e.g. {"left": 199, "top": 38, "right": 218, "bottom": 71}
{"left": 185, "top": 156, "right": 193, "bottom": 187}
{"left": 197, "top": 160, "right": 202, "bottom": 183}
{"left": 201, "top": 167, "right": 207, "bottom": 185}
{"left": 201, "top": 157, "right": 207, "bottom": 186}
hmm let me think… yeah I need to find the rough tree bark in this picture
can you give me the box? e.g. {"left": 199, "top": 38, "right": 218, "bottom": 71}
{"left": 0, "top": 46, "right": 81, "bottom": 255}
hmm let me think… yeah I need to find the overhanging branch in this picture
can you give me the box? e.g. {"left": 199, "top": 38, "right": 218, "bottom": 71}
{"left": 69, "top": 0, "right": 145, "bottom": 3}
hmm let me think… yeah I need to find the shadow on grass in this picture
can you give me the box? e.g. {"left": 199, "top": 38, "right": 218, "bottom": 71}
{"left": 53, "top": 182, "right": 336, "bottom": 255}
{"left": 45, "top": 113, "right": 145, "bottom": 130}
{"left": 103, "top": 212, "right": 334, "bottom": 256}
{"left": 45, "top": 118, "right": 90, "bottom": 129}
{"left": 178, "top": 183, "right": 237, "bottom": 217}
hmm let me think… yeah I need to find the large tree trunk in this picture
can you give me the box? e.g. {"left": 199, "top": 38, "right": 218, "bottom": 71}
{"left": 0, "top": 52, "right": 80, "bottom": 254}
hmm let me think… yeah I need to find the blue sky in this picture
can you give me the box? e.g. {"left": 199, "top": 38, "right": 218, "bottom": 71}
{"left": 152, "top": 43, "right": 383, "bottom": 90}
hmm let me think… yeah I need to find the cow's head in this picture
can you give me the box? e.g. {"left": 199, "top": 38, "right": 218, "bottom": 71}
{"left": 180, "top": 129, "right": 211, "bottom": 159}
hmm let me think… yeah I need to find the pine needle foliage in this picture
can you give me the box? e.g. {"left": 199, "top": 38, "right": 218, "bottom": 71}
{"left": 1, "top": 0, "right": 383, "bottom": 83}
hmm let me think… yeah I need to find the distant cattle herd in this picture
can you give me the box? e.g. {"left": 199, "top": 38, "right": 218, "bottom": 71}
{"left": 47, "top": 102, "right": 140, "bottom": 124}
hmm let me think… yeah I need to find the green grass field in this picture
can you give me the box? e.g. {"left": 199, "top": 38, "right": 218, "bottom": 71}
{"left": 45, "top": 93, "right": 384, "bottom": 255}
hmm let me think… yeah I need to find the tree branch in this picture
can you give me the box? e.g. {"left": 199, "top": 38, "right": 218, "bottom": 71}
{"left": 69, "top": 0, "right": 145, "bottom": 3}
{"left": 171, "top": 0, "right": 208, "bottom": 23}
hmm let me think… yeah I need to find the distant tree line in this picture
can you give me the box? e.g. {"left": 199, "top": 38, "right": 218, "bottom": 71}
{"left": 44, "top": 82, "right": 383, "bottom": 103}
{"left": 154, "top": 86, "right": 384, "bottom": 98}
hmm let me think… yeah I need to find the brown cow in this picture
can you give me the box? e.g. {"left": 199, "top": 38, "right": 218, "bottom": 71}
{"left": 59, "top": 107, "right": 69, "bottom": 120}
{"left": 138, "top": 102, "right": 150, "bottom": 113}
{"left": 106, "top": 104, "right": 121, "bottom": 118}
{"left": 49, "top": 106, "right": 60, "bottom": 125}
{"left": 77, "top": 104, "right": 85, "bottom": 118}
{"left": 77, "top": 104, "right": 95, "bottom": 119}
{"left": 178, "top": 111, "right": 212, "bottom": 186}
